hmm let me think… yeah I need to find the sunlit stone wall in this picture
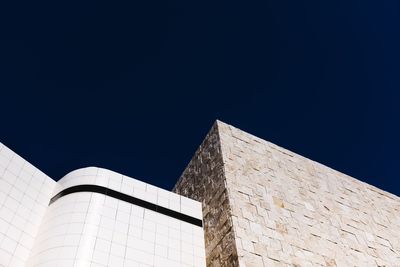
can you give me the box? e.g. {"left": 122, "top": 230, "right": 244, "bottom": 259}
{"left": 174, "top": 121, "right": 400, "bottom": 267}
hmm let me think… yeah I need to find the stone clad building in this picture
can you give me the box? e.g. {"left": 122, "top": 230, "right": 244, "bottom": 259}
{"left": 0, "top": 120, "right": 399, "bottom": 266}
{"left": 174, "top": 121, "right": 400, "bottom": 267}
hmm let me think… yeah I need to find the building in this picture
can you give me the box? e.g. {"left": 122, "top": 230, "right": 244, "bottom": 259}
{"left": 1, "top": 120, "right": 399, "bottom": 267}
{"left": 0, "top": 145, "right": 205, "bottom": 267}
{"left": 174, "top": 121, "right": 400, "bottom": 267}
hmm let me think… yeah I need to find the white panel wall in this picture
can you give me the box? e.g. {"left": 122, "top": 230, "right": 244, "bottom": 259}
{"left": 0, "top": 143, "right": 56, "bottom": 267}
{"left": 54, "top": 167, "right": 203, "bottom": 220}
{"left": 28, "top": 168, "right": 206, "bottom": 267}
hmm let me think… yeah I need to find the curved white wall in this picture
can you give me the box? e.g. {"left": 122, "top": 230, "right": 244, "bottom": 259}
{"left": 55, "top": 167, "right": 202, "bottom": 219}
{"left": 28, "top": 167, "right": 206, "bottom": 267}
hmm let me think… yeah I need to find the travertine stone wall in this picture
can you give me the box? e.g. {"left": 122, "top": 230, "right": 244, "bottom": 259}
{"left": 174, "top": 121, "right": 400, "bottom": 267}
{"left": 173, "top": 122, "right": 240, "bottom": 267}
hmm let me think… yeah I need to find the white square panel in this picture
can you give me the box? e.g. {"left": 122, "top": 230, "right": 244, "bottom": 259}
{"left": 0, "top": 146, "right": 206, "bottom": 267}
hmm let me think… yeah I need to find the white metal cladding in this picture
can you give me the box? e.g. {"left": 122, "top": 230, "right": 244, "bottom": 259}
{"left": 0, "top": 143, "right": 56, "bottom": 267}
{"left": 0, "top": 144, "right": 206, "bottom": 267}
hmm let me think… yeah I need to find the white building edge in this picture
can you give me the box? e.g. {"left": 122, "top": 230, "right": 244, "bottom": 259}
{"left": 0, "top": 142, "right": 206, "bottom": 267}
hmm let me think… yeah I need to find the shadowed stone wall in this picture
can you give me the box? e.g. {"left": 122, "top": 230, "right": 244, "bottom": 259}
{"left": 175, "top": 121, "right": 400, "bottom": 267}
{"left": 173, "top": 122, "right": 239, "bottom": 267}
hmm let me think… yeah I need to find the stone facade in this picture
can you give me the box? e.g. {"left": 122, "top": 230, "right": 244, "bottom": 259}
{"left": 173, "top": 122, "right": 239, "bottom": 267}
{"left": 174, "top": 121, "right": 400, "bottom": 267}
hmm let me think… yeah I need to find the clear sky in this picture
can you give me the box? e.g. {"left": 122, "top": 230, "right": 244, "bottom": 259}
{"left": 1, "top": 0, "right": 399, "bottom": 196}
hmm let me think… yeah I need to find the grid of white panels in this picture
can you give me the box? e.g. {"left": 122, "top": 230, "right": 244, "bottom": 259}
{"left": 55, "top": 168, "right": 203, "bottom": 221}
{"left": 28, "top": 192, "right": 206, "bottom": 267}
{"left": 0, "top": 143, "right": 56, "bottom": 267}
{"left": 0, "top": 147, "right": 206, "bottom": 267}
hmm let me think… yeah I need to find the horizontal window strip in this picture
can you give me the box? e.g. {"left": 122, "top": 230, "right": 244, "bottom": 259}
{"left": 49, "top": 184, "right": 203, "bottom": 227}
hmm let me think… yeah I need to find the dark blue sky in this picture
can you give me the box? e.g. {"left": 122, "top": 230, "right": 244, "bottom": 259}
{"left": 1, "top": 0, "right": 399, "bottom": 195}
